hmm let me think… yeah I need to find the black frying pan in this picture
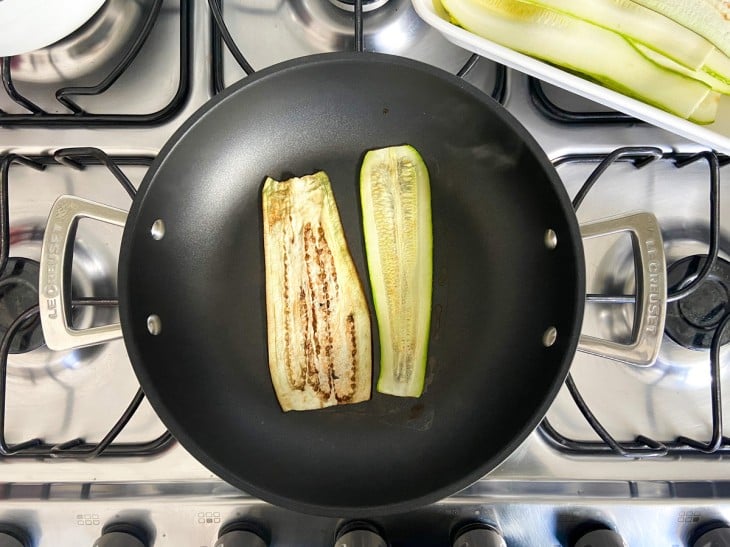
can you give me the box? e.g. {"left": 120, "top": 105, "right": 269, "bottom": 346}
{"left": 52, "top": 53, "right": 588, "bottom": 516}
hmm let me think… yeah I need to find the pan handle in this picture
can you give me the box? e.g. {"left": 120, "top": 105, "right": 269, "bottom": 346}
{"left": 576, "top": 212, "right": 666, "bottom": 367}
{"left": 39, "top": 195, "right": 126, "bottom": 351}
{"left": 37, "top": 197, "right": 666, "bottom": 366}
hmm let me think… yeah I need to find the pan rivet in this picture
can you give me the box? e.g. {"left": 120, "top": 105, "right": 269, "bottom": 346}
{"left": 543, "top": 327, "right": 557, "bottom": 347}
{"left": 150, "top": 219, "right": 165, "bottom": 241}
{"left": 147, "top": 314, "right": 162, "bottom": 335}
{"left": 544, "top": 229, "right": 557, "bottom": 250}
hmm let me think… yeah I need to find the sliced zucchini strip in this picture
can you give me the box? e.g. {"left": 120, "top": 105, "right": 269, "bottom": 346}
{"left": 360, "top": 145, "right": 432, "bottom": 398}
{"left": 441, "top": 0, "right": 719, "bottom": 122}
{"left": 520, "top": 0, "right": 714, "bottom": 71}
{"left": 631, "top": 0, "right": 730, "bottom": 58}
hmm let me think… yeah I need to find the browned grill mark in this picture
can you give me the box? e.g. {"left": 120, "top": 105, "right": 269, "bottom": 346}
{"left": 303, "top": 222, "right": 321, "bottom": 360}
{"left": 300, "top": 286, "right": 320, "bottom": 392}
{"left": 297, "top": 286, "right": 312, "bottom": 391}
{"left": 315, "top": 225, "right": 336, "bottom": 400}
{"left": 325, "top": 227, "right": 340, "bottom": 294}
{"left": 282, "top": 241, "right": 304, "bottom": 390}
{"left": 297, "top": 222, "right": 321, "bottom": 393}
{"left": 302, "top": 221, "right": 331, "bottom": 402}
{"left": 335, "top": 313, "right": 357, "bottom": 402}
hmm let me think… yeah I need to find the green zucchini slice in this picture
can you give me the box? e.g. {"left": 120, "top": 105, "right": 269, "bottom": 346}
{"left": 520, "top": 0, "right": 714, "bottom": 71}
{"left": 631, "top": 41, "right": 730, "bottom": 95}
{"left": 441, "top": 0, "right": 719, "bottom": 122}
{"left": 631, "top": 0, "right": 730, "bottom": 58}
{"left": 360, "top": 145, "right": 433, "bottom": 398}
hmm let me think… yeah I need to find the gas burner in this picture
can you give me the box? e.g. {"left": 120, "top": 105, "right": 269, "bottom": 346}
{"left": 648, "top": 226, "right": 730, "bottom": 388}
{"left": 585, "top": 224, "right": 730, "bottom": 388}
{"left": 2, "top": 219, "right": 116, "bottom": 380}
{"left": 666, "top": 255, "right": 730, "bottom": 350}
{"left": 327, "top": 0, "right": 390, "bottom": 13}
{"left": 289, "top": 0, "right": 428, "bottom": 53}
{"left": 0, "top": 257, "right": 43, "bottom": 354}
{"left": 210, "top": 0, "right": 480, "bottom": 95}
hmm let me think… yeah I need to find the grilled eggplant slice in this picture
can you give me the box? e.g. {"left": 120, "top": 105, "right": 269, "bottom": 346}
{"left": 360, "top": 145, "right": 433, "bottom": 398}
{"left": 262, "top": 172, "right": 372, "bottom": 412}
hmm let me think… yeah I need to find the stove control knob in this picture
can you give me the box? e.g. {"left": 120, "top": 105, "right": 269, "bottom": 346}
{"left": 215, "top": 522, "right": 268, "bottom": 547}
{"left": 574, "top": 529, "right": 626, "bottom": 547}
{"left": 692, "top": 522, "right": 730, "bottom": 546}
{"left": 93, "top": 523, "right": 148, "bottom": 547}
{"left": 0, "top": 524, "right": 31, "bottom": 547}
{"left": 453, "top": 524, "right": 506, "bottom": 547}
{"left": 335, "top": 522, "right": 387, "bottom": 547}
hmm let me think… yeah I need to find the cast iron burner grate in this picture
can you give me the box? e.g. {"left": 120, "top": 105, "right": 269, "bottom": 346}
{"left": 208, "top": 0, "right": 508, "bottom": 102}
{"left": 539, "top": 147, "right": 730, "bottom": 457}
{"left": 0, "top": 0, "right": 191, "bottom": 127}
{"left": 528, "top": 77, "right": 641, "bottom": 125}
{"left": 0, "top": 149, "right": 173, "bottom": 458}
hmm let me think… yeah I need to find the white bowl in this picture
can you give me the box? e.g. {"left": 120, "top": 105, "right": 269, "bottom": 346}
{"left": 0, "top": 0, "right": 106, "bottom": 57}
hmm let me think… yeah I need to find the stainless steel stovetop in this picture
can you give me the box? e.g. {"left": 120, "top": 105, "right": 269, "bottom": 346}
{"left": 1, "top": 1, "right": 729, "bottom": 546}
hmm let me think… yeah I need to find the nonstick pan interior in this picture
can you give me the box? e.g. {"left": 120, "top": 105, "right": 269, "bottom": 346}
{"left": 119, "top": 53, "right": 585, "bottom": 516}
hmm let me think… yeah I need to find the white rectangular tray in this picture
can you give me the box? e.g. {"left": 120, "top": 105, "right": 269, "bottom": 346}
{"left": 411, "top": 0, "right": 730, "bottom": 154}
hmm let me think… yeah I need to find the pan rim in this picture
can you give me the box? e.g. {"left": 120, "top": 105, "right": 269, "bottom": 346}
{"left": 119, "top": 51, "right": 586, "bottom": 517}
